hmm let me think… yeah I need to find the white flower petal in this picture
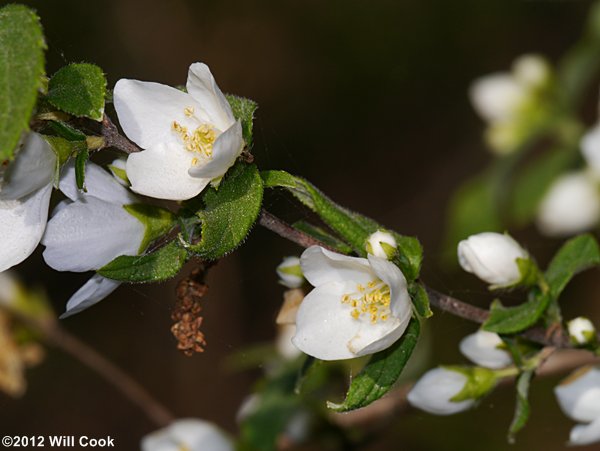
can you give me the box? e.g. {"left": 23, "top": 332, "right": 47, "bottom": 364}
{"left": 276, "top": 324, "right": 302, "bottom": 360}
{"left": 60, "top": 275, "right": 121, "bottom": 319}
{"left": 59, "top": 161, "right": 138, "bottom": 205}
{"left": 1, "top": 133, "right": 56, "bottom": 200}
{"left": 186, "top": 63, "right": 235, "bottom": 132}
{"left": 469, "top": 74, "right": 525, "bottom": 122}
{"left": 42, "top": 197, "right": 144, "bottom": 272}
{"left": 0, "top": 184, "right": 52, "bottom": 272}
{"left": 187, "top": 121, "right": 244, "bottom": 180}
{"left": 114, "top": 79, "right": 202, "bottom": 149}
{"left": 293, "top": 281, "right": 405, "bottom": 360}
{"left": 408, "top": 367, "right": 475, "bottom": 415}
{"left": 536, "top": 172, "right": 600, "bottom": 237}
{"left": 555, "top": 366, "right": 600, "bottom": 423}
{"left": 300, "top": 246, "right": 373, "bottom": 288}
{"left": 126, "top": 142, "right": 210, "bottom": 200}
{"left": 570, "top": 417, "right": 600, "bottom": 446}
{"left": 368, "top": 254, "right": 411, "bottom": 318}
{"left": 459, "top": 330, "right": 512, "bottom": 369}
{"left": 141, "top": 419, "right": 234, "bottom": 451}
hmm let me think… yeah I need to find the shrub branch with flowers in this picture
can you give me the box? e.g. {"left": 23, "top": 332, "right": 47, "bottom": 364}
{"left": 3, "top": 2, "right": 600, "bottom": 449}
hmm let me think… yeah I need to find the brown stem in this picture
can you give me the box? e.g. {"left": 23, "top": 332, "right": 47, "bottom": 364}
{"left": 258, "top": 210, "right": 336, "bottom": 250}
{"left": 100, "top": 114, "right": 142, "bottom": 154}
{"left": 16, "top": 315, "right": 174, "bottom": 427}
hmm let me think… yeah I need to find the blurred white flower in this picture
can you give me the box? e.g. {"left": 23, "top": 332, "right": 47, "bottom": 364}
{"left": 457, "top": 232, "right": 528, "bottom": 286}
{"left": 114, "top": 63, "right": 243, "bottom": 201}
{"left": 555, "top": 366, "right": 600, "bottom": 445}
{"left": 276, "top": 324, "right": 302, "bottom": 360}
{"left": 536, "top": 172, "right": 600, "bottom": 237}
{"left": 470, "top": 54, "right": 550, "bottom": 154}
{"left": 276, "top": 256, "right": 304, "bottom": 288}
{"left": 292, "top": 246, "right": 412, "bottom": 360}
{"left": 568, "top": 317, "right": 597, "bottom": 346}
{"left": 0, "top": 133, "right": 56, "bottom": 272}
{"left": 365, "top": 230, "right": 397, "bottom": 259}
{"left": 459, "top": 330, "right": 512, "bottom": 369}
{"left": 42, "top": 162, "right": 145, "bottom": 317}
{"left": 407, "top": 367, "right": 475, "bottom": 415}
{"left": 141, "top": 418, "right": 233, "bottom": 451}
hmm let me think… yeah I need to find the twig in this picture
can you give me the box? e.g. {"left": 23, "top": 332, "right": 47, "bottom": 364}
{"left": 12, "top": 313, "right": 174, "bottom": 428}
{"left": 100, "top": 114, "right": 142, "bottom": 154}
{"left": 257, "top": 209, "right": 574, "bottom": 349}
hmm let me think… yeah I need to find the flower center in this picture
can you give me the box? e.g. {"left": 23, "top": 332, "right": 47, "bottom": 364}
{"left": 341, "top": 280, "right": 391, "bottom": 324}
{"left": 172, "top": 106, "right": 217, "bottom": 166}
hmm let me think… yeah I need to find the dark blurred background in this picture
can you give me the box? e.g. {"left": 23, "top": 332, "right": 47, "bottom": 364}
{"left": 2, "top": 0, "right": 600, "bottom": 449}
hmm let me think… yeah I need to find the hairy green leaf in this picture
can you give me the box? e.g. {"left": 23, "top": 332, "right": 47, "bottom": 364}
{"left": 327, "top": 319, "right": 420, "bottom": 412}
{"left": 409, "top": 283, "right": 433, "bottom": 319}
{"left": 47, "top": 63, "right": 106, "bottom": 121}
{"left": 75, "top": 145, "right": 89, "bottom": 191}
{"left": 0, "top": 4, "right": 45, "bottom": 160}
{"left": 545, "top": 233, "right": 600, "bottom": 300}
{"left": 43, "top": 135, "right": 82, "bottom": 186}
{"left": 98, "top": 241, "right": 187, "bottom": 282}
{"left": 226, "top": 94, "right": 258, "bottom": 148}
{"left": 508, "top": 370, "right": 534, "bottom": 444}
{"left": 483, "top": 294, "right": 550, "bottom": 334}
{"left": 188, "top": 162, "right": 263, "bottom": 259}
{"left": 49, "top": 120, "right": 86, "bottom": 141}
{"left": 123, "top": 204, "right": 176, "bottom": 252}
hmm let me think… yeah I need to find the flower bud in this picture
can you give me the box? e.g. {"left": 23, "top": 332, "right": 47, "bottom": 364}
{"left": 141, "top": 418, "right": 233, "bottom": 451}
{"left": 512, "top": 54, "right": 549, "bottom": 87}
{"left": 536, "top": 172, "right": 600, "bottom": 237}
{"left": 407, "top": 367, "right": 476, "bottom": 415}
{"left": 457, "top": 232, "right": 528, "bottom": 286}
{"left": 581, "top": 125, "right": 600, "bottom": 177}
{"left": 276, "top": 256, "right": 304, "bottom": 288}
{"left": 568, "top": 317, "right": 597, "bottom": 346}
{"left": 459, "top": 330, "right": 512, "bottom": 369}
{"left": 365, "top": 230, "right": 397, "bottom": 259}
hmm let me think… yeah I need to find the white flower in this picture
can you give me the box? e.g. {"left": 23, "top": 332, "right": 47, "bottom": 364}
{"left": 276, "top": 324, "right": 302, "bottom": 360}
{"left": 555, "top": 366, "right": 600, "bottom": 445}
{"left": 536, "top": 172, "right": 600, "bottom": 237}
{"left": 0, "top": 133, "right": 55, "bottom": 272}
{"left": 457, "top": 232, "right": 528, "bottom": 286}
{"left": 276, "top": 256, "right": 304, "bottom": 288}
{"left": 459, "top": 330, "right": 512, "bottom": 369}
{"left": 292, "top": 246, "right": 412, "bottom": 361}
{"left": 141, "top": 418, "right": 233, "bottom": 451}
{"left": 365, "top": 230, "right": 397, "bottom": 259}
{"left": 568, "top": 317, "right": 597, "bottom": 346}
{"left": 407, "top": 367, "right": 475, "bottom": 415}
{"left": 114, "top": 63, "right": 244, "bottom": 201}
{"left": 469, "top": 54, "right": 549, "bottom": 154}
{"left": 41, "top": 162, "right": 145, "bottom": 317}
{"left": 581, "top": 125, "right": 600, "bottom": 176}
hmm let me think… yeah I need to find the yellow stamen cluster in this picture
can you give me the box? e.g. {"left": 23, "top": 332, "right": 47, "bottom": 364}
{"left": 341, "top": 280, "right": 391, "bottom": 324}
{"left": 171, "top": 107, "right": 217, "bottom": 163}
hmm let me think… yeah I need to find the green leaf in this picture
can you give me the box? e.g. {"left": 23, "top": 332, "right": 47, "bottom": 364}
{"left": 409, "top": 283, "right": 433, "bottom": 319}
{"left": 123, "top": 204, "right": 176, "bottom": 252}
{"left": 49, "top": 120, "right": 86, "bottom": 141}
{"left": 292, "top": 220, "right": 353, "bottom": 254}
{"left": 75, "top": 145, "right": 89, "bottom": 191}
{"left": 226, "top": 94, "right": 258, "bottom": 148}
{"left": 46, "top": 63, "right": 106, "bottom": 121}
{"left": 508, "top": 370, "right": 534, "bottom": 444}
{"left": 43, "top": 136, "right": 81, "bottom": 186}
{"left": 0, "top": 4, "right": 45, "bottom": 161}
{"left": 98, "top": 241, "right": 187, "bottom": 282}
{"left": 262, "top": 170, "right": 422, "bottom": 280}
{"left": 509, "top": 147, "right": 577, "bottom": 226}
{"left": 483, "top": 294, "right": 550, "bottom": 334}
{"left": 188, "top": 162, "right": 263, "bottom": 259}
{"left": 327, "top": 319, "right": 420, "bottom": 412}
{"left": 544, "top": 234, "right": 600, "bottom": 300}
